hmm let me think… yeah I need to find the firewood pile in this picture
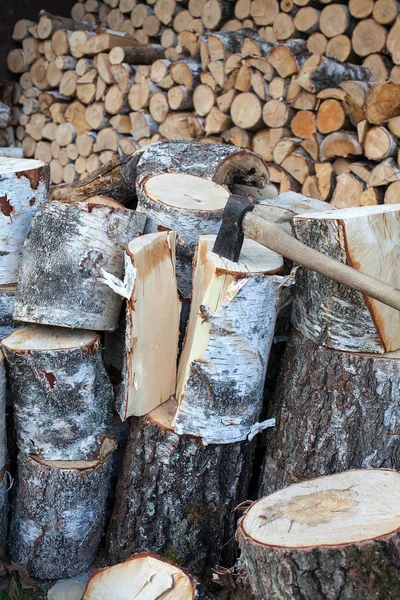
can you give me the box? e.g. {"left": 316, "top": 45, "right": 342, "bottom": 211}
{"left": 5, "top": 0, "right": 400, "bottom": 207}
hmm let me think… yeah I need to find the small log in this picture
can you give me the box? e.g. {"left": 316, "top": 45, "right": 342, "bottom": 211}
{"left": 108, "top": 231, "right": 180, "bottom": 420}
{"left": 363, "top": 53, "right": 391, "bottom": 83}
{"left": 368, "top": 158, "right": 400, "bottom": 187}
{"left": 85, "top": 32, "right": 142, "bottom": 55}
{"left": 268, "top": 40, "right": 308, "bottom": 78}
{"left": 298, "top": 55, "right": 372, "bottom": 93}
{"left": 109, "top": 44, "right": 165, "bottom": 65}
{"left": 290, "top": 110, "right": 317, "bottom": 138}
{"left": 201, "top": 0, "right": 233, "bottom": 29}
{"left": 107, "top": 398, "right": 255, "bottom": 580}
{"left": 2, "top": 325, "right": 113, "bottom": 461}
{"left": 319, "top": 3, "right": 350, "bottom": 38}
{"left": 363, "top": 82, "right": 400, "bottom": 125}
{"left": 10, "top": 437, "right": 116, "bottom": 579}
{"left": 130, "top": 111, "right": 159, "bottom": 140}
{"left": 240, "top": 469, "right": 400, "bottom": 600}
{"left": 37, "top": 11, "right": 97, "bottom": 39}
{"left": 231, "top": 92, "right": 263, "bottom": 130}
{"left": 14, "top": 198, "right": 146, "bottom": 331}
{"left": 349, "top": 0, "right": 374, "bottom": 18}
{"left": 364, "top": 126, "right": 398, "bottom": 161}
{"left": 352, "top": 18, "right": 387, "bottom": 57}
{"left": 320, "top": 131, "right": 362, "bottom": 161}
{"left": 387, "top": 17, "right": 400, "bottom": 64}
{"left": 330, "top": 172, "right": 364, "bottom": 208}
{"left": 174, "top": 234, "right": 282, "bottom": 442}
{"left": 307, "top": 32, "right": 327, "bottom": 55}
{"left": 316, "top": 98, "right": 346, "bottom": 134}
{"left": 292, "top": 205, "right": 400, "bottom": 353}
{"left": 82, "top": 553, "right": 213, "bottom": 599}
{"left": 385, "top": 180, "right": 400, "bottom": 203}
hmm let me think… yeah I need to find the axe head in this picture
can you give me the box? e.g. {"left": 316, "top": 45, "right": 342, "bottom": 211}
{"left": 212, "top": 194, "right": 255, "bottom": 262}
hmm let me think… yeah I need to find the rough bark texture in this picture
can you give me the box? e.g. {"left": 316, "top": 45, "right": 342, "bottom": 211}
{"left": 175, "top": 274, "right": 284, "bottom": 444}
{"left": 107, "top": 400, "right": 255, "bottom": 583}
{"left": 260, "top": 330, "right": 400, "bottom": 496}
{"left": 10, "top": 439, "right": 116, "bottom": 580}
{"left": 2, "top": 330, "right": 113, "bottom": 460}
{"left": 238, "top": 518, "right": 400, "bottom": 600}
{"left": 135, "top": 140, "right": 269, "bottom": 190}
{"left": 0, "top": 353, "right": 7, "bottom": 554}
{"left": 13, "top": 201, "right": 146, "bottom": 331}
{"left": 291, "top": 215, "right": 389, "bottom": 353}
{"left": 50, "top": 152, "right": 144, "bottom": 209}
{"left": 0, "top": 285, "right": 18, "bottom": 340}
{"left": 0, "top": 158, "right": 50, "bottom": 285}
{"left": 298, "top": 55, "right": 372, "bottom": 93}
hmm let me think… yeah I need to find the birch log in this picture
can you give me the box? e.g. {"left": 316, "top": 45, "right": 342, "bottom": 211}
{"left": 10, "top": 437, "right": 116, "bottom": 579}
{"left": 174, "top": 235, "right": 283, "bottom": 444}
{"left": 0, "top": 285, "right": 18, "bottom": 340}
{"left": 107, "top": 398, "right": 255, "bottom": 581}
{"left": 82, "top": 553, "right": 214, "bottom": 599}
{"left": 51, "top": 152, "right": 144, "bottom": 208}
{"left": 136, "top": 173, "right": 229, "bottom": 297}
{"left": 0, "top": 351, "right": 7, "bottom": 555}
{"left": 108, "top": 232, "right": 180, "bottom": 420}
{"left": 291, "top": 204, "right": 400, "bottom": 353}
{"left": 135, "top": 140, "right": 269, "bottom": 189}
{"left": 239, "top": 470, "right": 400, "bottom": 600}
{"left": 0, "top": 158, "right": 50, "bottom": 284}
{"left": 2, "top": 326, "right": 113, "bottom": 460}
{"left": 261, "top": 330, "right": 400, "bottom": 496}
{"left": 13, "top": 198, "right": 146, "bottom": 331}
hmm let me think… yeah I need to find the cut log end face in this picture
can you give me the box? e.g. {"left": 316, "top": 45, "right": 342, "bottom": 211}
{"left": 2, "top": 324, "right": 97, "bottom": 352}
{"left": 82, "top": 553, "right": 195, "bottom": 599}
{"left": 241, "top": 469, "right": 400, "bottom": 548}
{"left": 0, "top": 157, "right": 45, "bottom": 176}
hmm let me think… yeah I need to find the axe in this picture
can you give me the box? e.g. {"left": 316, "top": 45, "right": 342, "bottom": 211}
{"left": 212, "top": 194, "right": 400, "bottom": 312}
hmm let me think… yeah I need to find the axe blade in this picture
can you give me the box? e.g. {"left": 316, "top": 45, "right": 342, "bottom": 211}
{"left": 212, "top": 194, "right": 255, "bottom": 262}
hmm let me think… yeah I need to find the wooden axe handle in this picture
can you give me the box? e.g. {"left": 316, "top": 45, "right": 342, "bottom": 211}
{"left": 243, "top": 212, "right": 400, "bottom": 312}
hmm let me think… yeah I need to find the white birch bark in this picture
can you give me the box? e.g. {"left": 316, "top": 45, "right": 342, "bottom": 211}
{"left": 13, "top": 200, "right": 146, "bottom": 331}
{"left": 2, "top": 326, "right": 113, "bottom": 460}
{"left": 174, "top": 236, "right": 286, "bottom": 444}
{"left": 0, "top": 158, "right": 50, "bottom": 284}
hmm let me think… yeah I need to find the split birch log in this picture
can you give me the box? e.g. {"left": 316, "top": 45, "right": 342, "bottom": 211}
{"left": 51, "top": 152, "right": 143, "bottom": 208}
{"left": 105, "top": 231, "right": 180, "bottom": 420}
{"left": 174, "top": 234, "right": 283, "bottom": 443}
{"left": 10, "top": 437, "right": 116, "bottom": 579}
{"left": 136, "top": 140, "right": 269, "bottom": 188}
{"left": 13, "top": 198, "right": 146, "bottom": 331}
{"left": 136, "top": 173, "right": 229, "bottom": 296}
{"left": 107, "top": 397, "right": 255, "bottom": 580}
{"left": 261, "top": 330, "right": 400, "bottom": 496}
{"left": 291, "top": 205, "right": 400, "bottom": 353}
{"left": 2, "top": 326, "right": 113, "bottom": 460}
{"left": 82, "top": 553, "right": 214, "bottom": 599}
{"left": 0, "top": 158, "right": 50, "bottom": 285}
{"left": 239, "top": 469, "right": 400, "bottom": 600}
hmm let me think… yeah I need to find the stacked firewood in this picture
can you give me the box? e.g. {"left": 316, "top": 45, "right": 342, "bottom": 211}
{"left": 5, "top": 1, "right": 400, "bottom": 206}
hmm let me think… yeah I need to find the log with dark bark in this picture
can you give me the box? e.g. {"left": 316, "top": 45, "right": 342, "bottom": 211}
{"left": 13, "top": 197, "right": 146, "bottom": 331}
{"left": 298, "top": 55, "right": 373, "bottom": 93}
{"left": 0, "top": 158, "right": 50, "bottom": 285}
{"left": 291, "top": 204, "right": 400, "bottom": 353}
{"left": 2, "top": 326, "right": 113, "bottom": 460}
{"left": 260, "top": 329, "right": 400, "bottom": 496}
{"left": 82, "top": 552, "right": 214, "bottom": 599}
{"left": 50, "top": 152, "right": 144, "bottom": 208}
{"left": 10, "top": 437, "right": 116, "bottom": 579}
{"left": 239, "top": 469, "right": 400, "bottom": 600}
{"left": 135, "top": 140, "right": 269, "bottom": 190}
{"left": 174, "top": 235, "right": 283, "bottom": 443}
{"left": 136, "top": 172, "right": 229, "bottom": 297}
{"left": 107, "top": 398, "right": 255, "bottom": 582}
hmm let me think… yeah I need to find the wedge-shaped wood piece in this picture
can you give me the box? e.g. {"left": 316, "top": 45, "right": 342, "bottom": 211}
{"left": 82, "top": 552, "right": 212, "bottom": 599}
{"left": 239, "top": 469, "right": 400, "bottom": 600}
{"left": 85, "top": 33, "right": 143, "bottom": 55}
{"left": 292, "top": 204, "right": 400, "bottom": 353}
{"left": 174, "top": 235, "right": 283, "bottom": 443}
{"left": 114, "top": 231, "right": 180, "bottom": 420}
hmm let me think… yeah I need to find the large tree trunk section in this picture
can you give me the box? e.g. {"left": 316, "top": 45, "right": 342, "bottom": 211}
{"left": 291, "top": 204, "right": 400, "bottom": 353}
{"left": 82, "top": 552, "right": 214, "bottom": 599}
{"left": 104, "top": 231, "right": 180, "bottom": 420}
{"left": 13, "top": 198, "right": 146, "bottom": 331}
{"left": 135, "top": 140, "right": 269, "bottom": 190}
{"left": 10, "top": 437, "right": 116, "bottom": 580}
{"left": 0, "top": 285, "right": 18, "bottom": 340}
{"left": 50, "top": 152, "right": 144, "bottom": 209}
{"left": 0, "top": 158, "right": 50, "bottom": 285}
{"left": 107, "top": 398, "right": 255, "bottom": 582}
{"left": 239, "top": 469, "right": 400, "bottom": 600}
{"left": 260, "top": 329, "right": 400, "bottom": 496}
{"left": 2, "top": 326, "right": 113, "bottom": 460}
{"left": 174, "top": 235, "right": 283, "bottom": 444}
{"left": 137, "top": 173, "right": 229, "bottom": 297}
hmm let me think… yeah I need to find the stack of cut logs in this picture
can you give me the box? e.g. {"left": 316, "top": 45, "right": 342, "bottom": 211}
{"left": 6, "top": 1, "right": 400, "bottom": 207}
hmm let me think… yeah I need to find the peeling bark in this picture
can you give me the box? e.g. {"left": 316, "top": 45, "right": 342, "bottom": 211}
{"left": 2, "top": 326, "right": 113, "bottom": 460}
{"left": 10, "top": 438, "right": 116, "bottom": 580}
{"left": 0, "top": 158, "right": 50, "bottom": 285}
{"left": 107, "top": 399, "right": 255, "bottom": 583}
{"left": 13, "top": 200, "right": 146, "bottom": 331}
{"left": 260, "top": 330, "right": 400, "bottom": 496}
